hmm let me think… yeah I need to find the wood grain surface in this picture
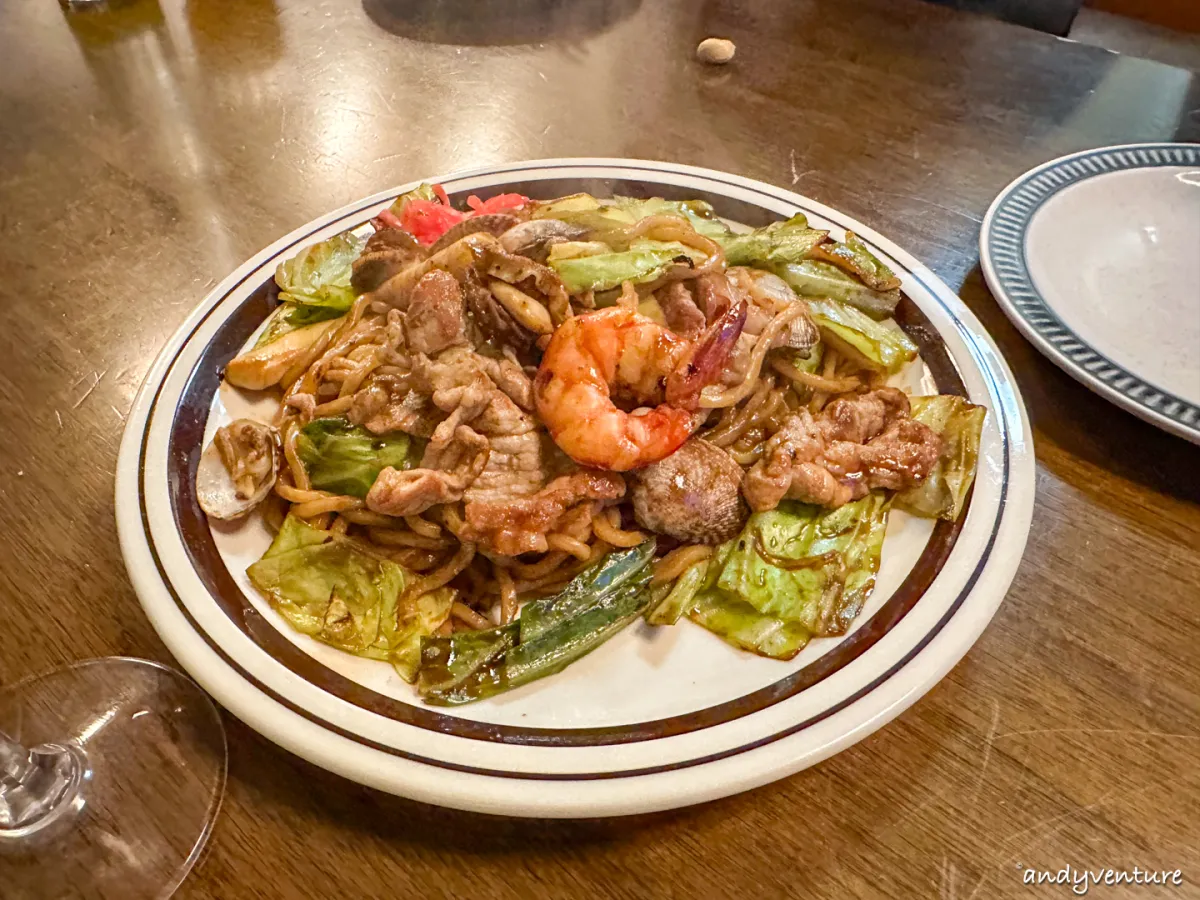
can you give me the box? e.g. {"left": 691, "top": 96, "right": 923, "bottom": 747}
{"left": 0, "top": 0, "right": 1197, "bottom": 897}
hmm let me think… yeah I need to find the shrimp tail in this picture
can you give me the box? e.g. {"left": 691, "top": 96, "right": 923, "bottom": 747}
{"left": 666, "top": 298, "right": 747, "bottom": 409}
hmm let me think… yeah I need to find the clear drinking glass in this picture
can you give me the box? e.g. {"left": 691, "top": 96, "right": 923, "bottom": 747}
{"left": 0, "top": 658, "right": 226, "bottom": 899}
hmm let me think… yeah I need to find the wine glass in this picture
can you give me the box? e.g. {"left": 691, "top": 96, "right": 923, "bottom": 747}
{"left": 0, "top": 657, "right": 226, "bottom": 899}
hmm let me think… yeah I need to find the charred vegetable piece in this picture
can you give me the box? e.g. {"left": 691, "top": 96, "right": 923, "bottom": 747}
{"left": 295, "top": 418, "right": 419, "bottom": 498}
{"left": 806, "top": 297, "right": 918, "bottom": 374}
{"left": 351, "top": 228, "right": 425, "bottom": 293}
{"left": 500, "top": 219, "right": 591, "bottom": 261}
{"left": 519, "top": 541, "right": 656, "bottom": 640}
{"left": 808, "top": 231, "right": 901, "bottom": 292}
{"left": 780, "top": 343, "right": 824, "bottom": 376}
{"left": 894, "top": 396, "right": 987, "bottom": 521}
{"left": 275, "top": 231, "right": 365, "bottom": 310}
{"left": 717, "top": 215, "right": 900, "bottom": 317}
{"left": 417, "top": 542, "right": 656, "bottom": 705}
{"left": 421, "top": 574, "right": 653, "bottom": 706}
{"left": 498, "top": 574, "right": 650, "bottom": 680}
{"left": 391, "top": 590, "right": 460, "bottom": 682}
{"left": 645, "top": 561, "right": 708, "bottom": 626}
{"left": 719, "top": 214, "right": 829, "bottom": 267}
{"left": 774, "top": 260, "right": 900, "bottom": 320}
{"left": 428, "top": 213, "right": 520, "bottom": 255}
{"left": 417, "top": 624, "right": 519, "bottom": 696}
{"left": 548, "top": 245, "right": 687, "bottom": 293}
{"left": 544, "top": 210, "right": 641, "bottom": 245}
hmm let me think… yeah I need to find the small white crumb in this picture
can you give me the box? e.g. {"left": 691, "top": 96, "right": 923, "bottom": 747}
{"left": 17, "top": 470, "right": 23, "bottom": 476}
{"left": 697, "top": 37, "right": 735, "bottom": 65}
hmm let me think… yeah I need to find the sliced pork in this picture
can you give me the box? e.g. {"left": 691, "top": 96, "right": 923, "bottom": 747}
{"left": 463, "top": 471, "right": 626, "bottom": 557}
{"left": 742, "top": 388, "right": 942, "bottom": 511}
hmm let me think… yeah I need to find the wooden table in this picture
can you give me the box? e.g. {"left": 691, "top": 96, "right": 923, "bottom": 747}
{"left": 2, "top": 0, "right": 1197, "bottom": 896}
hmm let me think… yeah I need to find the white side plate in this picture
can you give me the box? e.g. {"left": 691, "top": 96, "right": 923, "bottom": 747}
{"left": 982, "top": 142, "right": 1200, "bottom": 444}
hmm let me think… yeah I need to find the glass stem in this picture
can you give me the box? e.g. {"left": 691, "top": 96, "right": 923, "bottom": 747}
{"left": 0, "top": 729, "right": 84, "bottom": 836}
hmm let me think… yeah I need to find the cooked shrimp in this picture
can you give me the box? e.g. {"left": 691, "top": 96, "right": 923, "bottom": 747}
{"left": 535, "top": 302, "right": 745, "bottom": 470}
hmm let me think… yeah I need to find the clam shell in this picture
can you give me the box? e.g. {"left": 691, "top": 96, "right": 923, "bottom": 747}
{"left": 747, "top": 270, "right": 820, "bottom": 353}
{"left": 196, "top": 422, "right": 278, "bottom": 520}
{"left": 499, "top": 219, "right": 589, "bottom": 262}
{"left": 632, "top": 438, "right": 748, "bottom": 544}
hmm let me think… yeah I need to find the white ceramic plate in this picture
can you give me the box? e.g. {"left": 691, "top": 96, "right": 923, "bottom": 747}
{"left": 116, "top": 159, "right": 1034, "bottom": 817}
{"left": 981, "top": 142, "right": 1200, "bottom": 444}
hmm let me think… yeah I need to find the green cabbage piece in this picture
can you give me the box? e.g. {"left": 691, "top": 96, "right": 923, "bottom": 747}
{"left": 894, "top": 395, "right": 987, "bottom": 522}
{"left": 534, "top": 193, "right": 729, "bottom": 284}
{"left": 533, "top": 193, "right": 730, "bottom": 243}
{"left": 390, "top": 589, "right": 461, "bottom": 683}
{"left": 545, "top": 241, "right": 611, "bottom": 261}
{"left": 689, "top": 593, "right": 813, "bottom": 659}
{"left": 645, "top": 560, "right": 708, "bottom": 626}
{"left": 274, "top": 231, "right": 365, "bottom": 310}
{"left": 549, "top": 245, "right": 686, "bottom": 294}
{"left": 610, "top": 196, "right": 731, "bottom": 240}
{"left": 250, "top": 516, "right": 403, "bottom": 646}
{"left": 689, "top": 495, "right": 891, "bottom": 659}
{"left": 248, "top": 516, "right": 451, "bottom": 681}
{"left": 265, "top": 512, "right": 334, "bottom": 556}
{"left": 719, "top": 214, "right": 829, "bottom": 267}
{"left": 775, "top": 260, "right": 900, "bottom": 319}
{"left": 294, "top": 418, "right": 418, "bottom": 498}
{"left": 386, "top": 183, "right": 439, "bottom": 216}
{"left": 629, "top": 237, "right": 707, "bottom": 262}
{"left": 531, "top": 192, "right": 602, "bottom": 218}
{"left": 806, "top": 297, "right": 918, "bottom": 374}
{"left": 254, "top": 302, "right": 344, "bottom": 348}
{"left": 718, "top": 494, "right": 891, "bottom": 632}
